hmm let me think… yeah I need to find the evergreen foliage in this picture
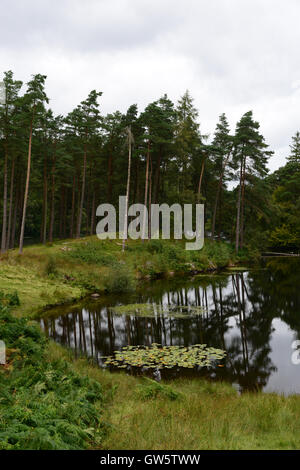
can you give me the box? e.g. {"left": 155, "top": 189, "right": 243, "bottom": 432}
{"left": 0, "top": 70, "right": 299, "bottom": 253}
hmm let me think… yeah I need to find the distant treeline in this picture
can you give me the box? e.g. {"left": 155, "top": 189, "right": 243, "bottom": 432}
{"left": 0, "top": 71, "right": 300, "bottom": 254}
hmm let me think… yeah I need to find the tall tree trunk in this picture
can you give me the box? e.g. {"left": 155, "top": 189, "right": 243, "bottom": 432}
{"left": 42, "top": 155, "right": 48, "bottom": 244}
{"left": 235, "top": 160, "right": 243, "bottom": 254}
{"left": 148, "top": 155, "right": 152, "bottom": 240}
{"left": 212, "top": 175, "right": 223, "bottom": 241}
{"left": 76, "top": 142, "right": 87, "bottom": 238}
{"left": 133, "top": 155, "right": 140, "bottom": 204}
{"left": 218, "top": 186, "right": 223, "bottom": 240}
{"left": 240, "top": 157, "right": 246, "bottom": 249}
{"left": 142, "top": 141, "right": 150, "bottom": 241}
{"left": 63, "top": 187, "right": 67, "bottom": 238}
{"left": 107, "top": 149, "right": 113, "bottom": 203}
{"left": 59, "top": 185, "right": 64, "bottom": 239}
{"left": 197, "top": 155, "right": 206, "bottom": 203}
{"left": 70, "top": 173, "right": 76, "bottom": 238}
{"left": 86, "top": 167, "right": 91, "bottom": 234}
{"left": 11, "top": 183, "right": 19, "bottom": 249}
{"left": 19, "top": 112, "right": 34, "bottom": 254}
{"left": 122, "top": 127, "right": 132, "bottom": 252}
{"left": 153, "top": 147, "right": 161, "bottom": 204}
{"left": 1, "top": 144, "right": 8, "bottom": 253}
{"left": 90, "top": 189, "right": 95, "bottom": 235}
{"left": 6, "top": 155, "right": 15, "bottom": 250}
{"left": 49, "top": 146, "right": 57, "bottom": 242}
{"left": 211, "top": 148, "right": 232, "bottom": 240}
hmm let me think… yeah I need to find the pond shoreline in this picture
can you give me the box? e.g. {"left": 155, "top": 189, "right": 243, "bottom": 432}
{"left": 2, "top": 245, "right": 300, "bottom": 449}
{"left": 41, "top": 257, "right": 300, "bottom": 397}
{"left": 37, "top": 263, "right": 252, "bottom": 321}
{"left": 0, "top": 236, "right": 251, "bottom": 318}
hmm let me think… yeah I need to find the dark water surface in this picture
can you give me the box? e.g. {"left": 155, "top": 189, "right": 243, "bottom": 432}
{"left": 41, "top": 258, "right": 300, "bottom": 395}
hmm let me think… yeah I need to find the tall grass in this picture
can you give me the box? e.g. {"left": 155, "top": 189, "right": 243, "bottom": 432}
{"left": 100, "top": 373, "right": 300, "bottom": 450}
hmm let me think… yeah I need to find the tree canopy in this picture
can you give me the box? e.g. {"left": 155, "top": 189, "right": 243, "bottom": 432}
{"left": 0, "top": 71, "right": 299, "bottom": 253}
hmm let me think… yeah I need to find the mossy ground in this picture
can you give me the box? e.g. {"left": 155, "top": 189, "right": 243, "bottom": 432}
{"left": 0, "top": 263, "right": 83, "bottom": 316}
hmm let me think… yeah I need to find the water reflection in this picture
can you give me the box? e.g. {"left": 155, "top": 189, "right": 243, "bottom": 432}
{"left": 41, "top": 258, "right": 300, "bottom": 395}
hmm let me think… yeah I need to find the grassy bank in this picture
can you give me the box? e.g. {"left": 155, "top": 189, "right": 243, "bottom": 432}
{"left": 49, "top": 344, "right": 300, "bottom": 450}
{"left": 100, "top": 375, "right": 300, "bottom": 450}
{"left": 0, "top": 236, "right": 238, "bottom": 316}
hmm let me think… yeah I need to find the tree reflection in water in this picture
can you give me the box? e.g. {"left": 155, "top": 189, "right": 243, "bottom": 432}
{"left": 41, "top": 258, "right": 300, "bottom": 395}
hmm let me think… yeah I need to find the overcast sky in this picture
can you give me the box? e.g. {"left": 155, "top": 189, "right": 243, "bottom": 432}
{"left": 1, "top": 0, "right": 300, "bottom": 171}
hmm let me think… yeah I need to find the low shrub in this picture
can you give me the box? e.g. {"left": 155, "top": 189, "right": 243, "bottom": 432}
{"left": 66, "top": 241, "right": 117, "bottom": 267}
{"left": 0, "top": 296, "right": 104, "bottom": 450}
{"left": 104, "top": 265, "right": 136, "bottom": 293}
{"left": 132, "top": 239, "right": 232, "bottom": 275}
{"left": 199, "top": 241, "right": 233, "bottom": 268}
{"left": 135, "top": 240, "right": 189, "bottom": 275}
{"left": 0, "top": 290, "right": 20, "bottom": 307}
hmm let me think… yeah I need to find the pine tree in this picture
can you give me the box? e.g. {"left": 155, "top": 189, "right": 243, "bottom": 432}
{"left": 48, "top": 113, "right": 63, "bottom": 242}
{"left": 102, "top": 111, "right": 124, "bottom": 204}
{"left": 175, "top": 91, "right": 201, "bottom": 195}
{"left": 211, "top": 113, "right": 233, "bottom": 239}
{"left": 233, "top": 111, "right": 272, "bottom": 252}
{"left": 19, "top": 74, "right": 48, "bottom": 254}
{"left": 0, "top": 71, "right": 22, "bottom": 253}
{"left": 65, "top": 90, "right": 102, "bottom": 238}
{"left": 288, "top": 131, "right": 300, "bottom": 164}
{"left": 122, "top": 126, "right": 134, "bottom": 251}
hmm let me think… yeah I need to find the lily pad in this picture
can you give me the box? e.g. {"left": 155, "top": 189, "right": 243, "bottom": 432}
{"left": 104, "top": 343, "right": 226, "bottom": 370}
{"left": 109, "top": 303, "right": 207, "bottom": 318}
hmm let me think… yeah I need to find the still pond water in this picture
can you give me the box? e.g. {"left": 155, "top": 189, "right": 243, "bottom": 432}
{"left": 41, "top": 258, "right": 300, "bottom": 395}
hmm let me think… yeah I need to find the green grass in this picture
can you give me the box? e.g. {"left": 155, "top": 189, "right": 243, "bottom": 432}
{"left": 0, "top": 264, "right": 83, "bottom": 316}
{"left": 46, "top": 343, "right": 300, "bottom": 450}
{"left": 96, "top": 372, "right": 300, "bottom": 450}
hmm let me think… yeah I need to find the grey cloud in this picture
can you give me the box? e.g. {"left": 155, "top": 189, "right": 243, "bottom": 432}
{"left": 1, "top": 0, "right": 300, "bottom": 170}
{"left": 0, "top": 0, "right": 182, "bottom": 52}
